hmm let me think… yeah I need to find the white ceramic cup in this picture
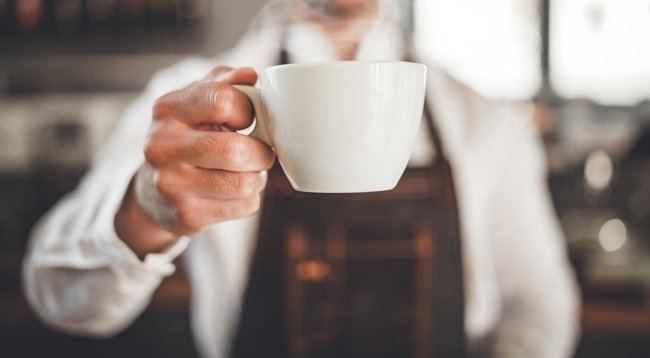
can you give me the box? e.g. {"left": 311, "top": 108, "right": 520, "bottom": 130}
{"left": 234, "top": 61, "right": 427, "bottom": 193}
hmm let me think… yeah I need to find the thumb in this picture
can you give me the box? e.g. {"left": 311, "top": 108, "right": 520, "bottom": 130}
{"left": 201, "top": 66, "right": 258, "bottom": 86}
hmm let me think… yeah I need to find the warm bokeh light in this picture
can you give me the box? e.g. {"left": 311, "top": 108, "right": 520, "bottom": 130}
{"left": 16, "top": 0, "right": 44, "bottom": 31}
{"left": 296, "top": 259, "right": 331, "bottom": 282}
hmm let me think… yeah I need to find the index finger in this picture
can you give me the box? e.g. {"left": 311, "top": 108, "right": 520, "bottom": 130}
{"left": 154, "top": 67, "right": 258, "bottom": 130}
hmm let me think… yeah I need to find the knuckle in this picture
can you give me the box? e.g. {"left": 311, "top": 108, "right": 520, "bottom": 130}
{"left": 212, "top": 172, "right": 239, "bottom": 197}
{"left": 154, "top": 171, "right": 176, "bottom": 199}
{"left": 152, "top": 93, "right": 176, "bottom": 119}
{"left": 175, "top": 199, "right": 201, "bottom": 230}
{"left": 221, "top": 135, "right": 249, "bottom": 168}
{"left": 234, "top": 172, "right": 258, "bottom": 197}
{"left": 143, "top": 137, "right": 166, "bottom": 166}
{"left": 210, "top": 83, "right": 237, "bottom": 118}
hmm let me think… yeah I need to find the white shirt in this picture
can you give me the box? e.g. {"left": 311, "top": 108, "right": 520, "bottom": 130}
{"left": 23, "top": 9, "right": 580, "bottom": 358}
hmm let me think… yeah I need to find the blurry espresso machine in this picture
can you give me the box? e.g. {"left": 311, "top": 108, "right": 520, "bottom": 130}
{"left": 0, "top": 1, "right": 247, "bottom": 356}
{"left": 0, "top": 0, "right": 213, "bottom": 260}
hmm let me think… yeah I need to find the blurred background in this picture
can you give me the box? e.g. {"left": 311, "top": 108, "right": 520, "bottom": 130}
{"left": 0, "top": 0, "right": 649, "bottom": 357}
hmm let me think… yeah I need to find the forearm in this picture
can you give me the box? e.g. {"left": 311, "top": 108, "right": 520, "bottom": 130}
{"left": 114, "top": 177, "right": 180, "bottom": 260}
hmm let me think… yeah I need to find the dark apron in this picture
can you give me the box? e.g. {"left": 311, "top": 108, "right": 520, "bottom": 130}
{"left": 230, "top": 50, "right": 465, "bottom": 358}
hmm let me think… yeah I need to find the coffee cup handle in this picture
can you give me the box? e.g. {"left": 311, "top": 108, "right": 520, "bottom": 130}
{"left": 232, "top": 84, "right": 272, "bottom": 146}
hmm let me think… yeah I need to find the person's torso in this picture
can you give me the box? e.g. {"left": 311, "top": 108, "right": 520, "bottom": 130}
{"left": 182, "top": 20, "right": 512, "bottom": 357}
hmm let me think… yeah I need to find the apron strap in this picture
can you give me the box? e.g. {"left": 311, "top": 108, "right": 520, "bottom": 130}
{"left": 230, "top": 36, "right": 466, "bottom": 358}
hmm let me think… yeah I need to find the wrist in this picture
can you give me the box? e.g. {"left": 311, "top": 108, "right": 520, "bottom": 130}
{"left": 114, "top": 178, "right": 180, "bottom": 260}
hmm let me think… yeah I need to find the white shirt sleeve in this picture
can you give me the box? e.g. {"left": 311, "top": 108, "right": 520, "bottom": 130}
{"left": 485, "top": 110, "right": 581, "bottom": 358}
{"left": 21, "top": 58, "right": 212, "bottom": 337}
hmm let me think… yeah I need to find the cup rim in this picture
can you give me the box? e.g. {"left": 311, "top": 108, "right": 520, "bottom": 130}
{"left": 266, "top": 60, "right": 427, "bottom": 72}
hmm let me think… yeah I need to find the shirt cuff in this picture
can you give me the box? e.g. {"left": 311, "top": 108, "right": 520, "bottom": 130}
{"left": 107, "top": 235, "right": 190, "bottom": 276}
